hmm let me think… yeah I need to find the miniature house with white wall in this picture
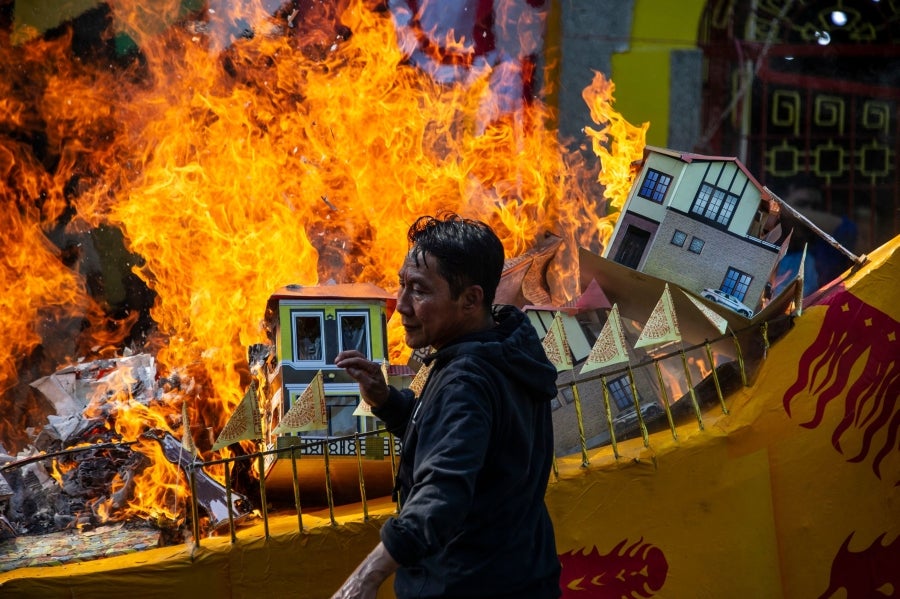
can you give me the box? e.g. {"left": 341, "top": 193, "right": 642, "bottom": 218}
{"left": 261, "top": 282, "right": 396, "bottom": 449}
{"left": 602, "top": 146, "right": 783, "bottom": 313}
{"left": 250, "top": 282, "right": 405, "bottom": 505}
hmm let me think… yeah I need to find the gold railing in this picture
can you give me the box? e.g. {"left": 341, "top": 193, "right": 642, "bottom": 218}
{"left": 187, "top": 430, "right": 399, "bottom": 546}
{"left": 185, "top": 314, "right": 797, "bottom": 546}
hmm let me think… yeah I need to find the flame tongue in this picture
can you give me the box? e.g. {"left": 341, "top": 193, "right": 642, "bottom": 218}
{"left": 0, "top": 0, "right": 645, "bottom": 527}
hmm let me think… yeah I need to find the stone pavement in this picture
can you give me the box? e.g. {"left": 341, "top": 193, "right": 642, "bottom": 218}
{"left": 0, "top": 523, "right": 160, "bottom": 573}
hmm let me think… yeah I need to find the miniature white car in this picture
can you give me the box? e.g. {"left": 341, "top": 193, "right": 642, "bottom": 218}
{"left": 700, "top": 288, "right": 754, "bottom": 318}
{"left": 613, "top": 402, "right": 665, "bottom": 433}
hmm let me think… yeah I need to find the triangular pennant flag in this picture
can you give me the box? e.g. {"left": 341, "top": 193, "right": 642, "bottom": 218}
{"left": 542, "top": 312, "right": 573, "bottom": 372}
{"left": 353, "top": 360, "right": 391, "bottom": 417}
{"left": 580, "top": 304, "right": 630, "bottom": 374}
{"left": 352, "top": 399, "right": 374, "bottom": 417}
{"left": 575, "top": 278, "right": 612, "bottom": 310}
{"left": 682, "top": 290, "right": 728, "bottom": 335}
{"left": 181, "top": 400, "right": 198, "bottom": 458}
{"left": 212, "top": 384, "right": 263, "bottom": 451}
{"left": 354, "top": 361, "right": 390, "bottom": 416}
{"left": 408, "top": 360, "right": 434, "bottom": 397}
{"left": 795, "top": 243, "right": 807, "bottom": 316}
{"left": 634, "top": 284, "right": 682, "bottom": 349}
{"left": 272, "top": 370, "right": 327, "bottom": 435}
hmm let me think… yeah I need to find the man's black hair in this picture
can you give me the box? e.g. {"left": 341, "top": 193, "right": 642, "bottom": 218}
{"left": 407, "top": 213, "right": 504, "bottom": 308}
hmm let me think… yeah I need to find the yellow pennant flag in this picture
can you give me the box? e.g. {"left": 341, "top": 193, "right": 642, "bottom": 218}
{"left": 272, "top": 370, "right": 327, "bottom": 435}
{"left": 542, "top": 312, "right": 573, "bottom": 372}
{"left": 212, "top": 384, "right": 263, "bottom": 451}
{"left": 352, "top": 399, "right": 374, "bottom": 417}
{"left": 682, "top": 290, "right": 728, "bottom": 335}
{"left": 181, "top": 400, "right": 198, "bottom": 457}
{"left": 352, "top": 362, "right": 389, "bottom": 417}
{"left": 408, "top": 360, "right": 434, "bottom": 397}
{"left": 635, "top": 283, "right": 682, "bottom": 349}
{"left": 580, "top": 304, "right": 630, "bottom": 374}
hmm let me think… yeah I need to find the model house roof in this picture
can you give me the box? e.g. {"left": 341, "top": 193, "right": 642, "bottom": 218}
{"left": 267, "top": 282, "right": 397, "bottom": 318}
{"left": 642, "top": 145, "right": 773, "bottom": 201}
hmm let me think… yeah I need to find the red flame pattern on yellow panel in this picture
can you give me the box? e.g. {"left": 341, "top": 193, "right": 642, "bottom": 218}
{"left": 819, "top": 532, "right": 900, "bottom": 599}
{"left": 783, "top": 290, "right": 900, "bottom": 484}
{"left": 558, "top": 539, "right": 668, "bottom": 597}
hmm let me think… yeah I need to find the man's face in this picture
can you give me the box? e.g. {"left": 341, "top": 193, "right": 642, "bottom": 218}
{"left": 396, "top": 251, "right": 469, "bottom": 350}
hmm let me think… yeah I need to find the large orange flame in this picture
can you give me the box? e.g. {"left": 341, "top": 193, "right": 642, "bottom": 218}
{"left": 0, "top": 0, "right": 646, "bottom": 527}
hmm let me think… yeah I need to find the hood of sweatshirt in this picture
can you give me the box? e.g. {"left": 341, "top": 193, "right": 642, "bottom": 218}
{"left": 425, "top": 304, "right": 559, "bottom": 402}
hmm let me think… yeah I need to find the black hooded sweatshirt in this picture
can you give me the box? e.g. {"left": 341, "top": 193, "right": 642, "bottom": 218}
{"left": 373, "top": 305, "right": 561, "bottom": 599}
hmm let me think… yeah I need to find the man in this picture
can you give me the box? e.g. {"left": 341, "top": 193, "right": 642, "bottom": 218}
{"left": 783, "top": 176, "right": 857, "bottom": 289}
{"left": 332, "top": 214, "right": 561, "bottom": 599}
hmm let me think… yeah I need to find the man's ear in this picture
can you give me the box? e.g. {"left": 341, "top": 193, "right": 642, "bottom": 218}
{"left": 461, "top": 285, "right": 484, "bottom": 311}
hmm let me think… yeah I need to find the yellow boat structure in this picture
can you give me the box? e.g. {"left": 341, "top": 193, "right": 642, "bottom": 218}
{"left": 1, "top": 236, "right": 898, "bottom": 598}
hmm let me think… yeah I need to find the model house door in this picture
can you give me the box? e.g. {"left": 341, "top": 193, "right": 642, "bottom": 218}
{"left": 614, "top": 226, "right": 650, "bottom": 269}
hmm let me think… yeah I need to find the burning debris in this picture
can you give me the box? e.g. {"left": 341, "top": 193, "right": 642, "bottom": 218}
{"left": 0, "top": 354, "right": 250, "bottom": 549}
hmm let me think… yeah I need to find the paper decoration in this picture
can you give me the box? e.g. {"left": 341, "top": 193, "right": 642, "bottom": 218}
{"left": 272, "top": 370, "right": 327, "bottom": 434}
{"left": 352, "top": 397, "right": 374, "bottom": 417}
{"left": 181, "top": 400, "right": 198, "bottom": 457}
{"left": 575, "top": 278, "right": 613, "bottom": 310}
{"left": 353, "top": 361, "right": 390, "bottom": 416}
{"left": 365, "top": 433, "right": 385, "bottom": 460}
{"left": 212, "top": 384, "right": 263, "bottom": 450}
{"left": 408, "top": 360, "right": 434, "bottom": 397}
{"left": 542, "top": 312, "right": 574, "bottom": 372}
{"left": 682, "top": 290, "right": 729, "bottom": 335}
{"left": 635, "top": 284, "right": 682, "bottom": 349}
{"left": 580, "top": 304, "right": 630, "bottom": 374}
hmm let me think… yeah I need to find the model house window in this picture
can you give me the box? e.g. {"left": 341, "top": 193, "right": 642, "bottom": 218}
{"left": 338, "top": 312, "right": 370, "bottom": 357}
{"left": 292, "top": 311, "right": 325, "bottom": 362}
{"left": 722, "top": 268, "right": 752, "bottom": 301}
{"left": 688, "top": 236, "right": 705, "bottom": 254}
{"left": 327, "top": 395, "right": 362, "bottom": 436}
{"left": 607, "top": 375, "right": 635, "bottom": 410}
{"left": 671, "top": 230, "right": 687, "bottom": 247}
{"left": 637, "top": 169, "right": 673, "bottom": 203}
{"left": 690, "top": 183, "right": 739, "bottom": 226}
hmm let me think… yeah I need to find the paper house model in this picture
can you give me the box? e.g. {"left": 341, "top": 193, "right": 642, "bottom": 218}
{"left": 260, "top": 282, "right": 397, "bottom": 448}
{"left": 603, "top": 146, "right": 783, "bottom": 313}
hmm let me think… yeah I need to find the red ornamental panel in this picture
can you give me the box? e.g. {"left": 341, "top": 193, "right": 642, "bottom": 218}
{"left": 558, "top": 539, "right": 668, "bottom": 597}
